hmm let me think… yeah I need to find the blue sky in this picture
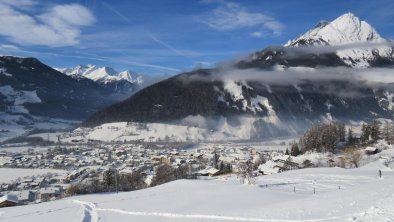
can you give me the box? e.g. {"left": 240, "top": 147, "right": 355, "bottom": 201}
{"left": 0, "top": 0, "right": 393, "bottom": 75}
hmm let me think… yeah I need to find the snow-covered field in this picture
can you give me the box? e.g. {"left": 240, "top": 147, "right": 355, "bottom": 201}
{"left": 61, "top": 117, "right": 297, "bottom": 143}
{"left": 1, "top": 154, "right": 394, "bottom": 221}
{"left": 0, "top": 113, "right": 78, "bottom": 142}
{"left": 62, "top": 120, "right": 261, "bottom": 143}
{"left": 0, "top": 168, "right": 67, "bottom": 184}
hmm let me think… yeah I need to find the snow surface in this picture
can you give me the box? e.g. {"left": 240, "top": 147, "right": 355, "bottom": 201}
{"left": 285, "top": 13, "right": 394, "bottom": 68}
{"left": 0, "top": 168, "right": 66, "bottom": 184}
{"left": 56, "top": 65, "right": 144, "bottom": 85}
{"left": 62, "top": 115, "right": 288, "bottom": 143}
{"left": 0, "top": 67, "right": 12, "bottom": 77}
{"left": 222, "top": 80, "right": 280, "bottom": 123}
{"left": 0, "top": 85, "right": 41, "bottom": 114}
{"left": 2, "top": 155, "right": 394, "bottom": 221}
{"left": 0, "top": 113, "right": 78, "bottom": 142}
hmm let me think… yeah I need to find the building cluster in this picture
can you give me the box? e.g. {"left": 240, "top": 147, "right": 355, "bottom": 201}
{"left": 0, "top": 142, "right": 287, "bottom": 207}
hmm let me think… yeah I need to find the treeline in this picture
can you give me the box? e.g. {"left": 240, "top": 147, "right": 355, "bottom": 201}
{"left": 298, "top": 122, "right": 346, "bottom": 153}
{"left": 289, "top": 120, "right": 392, "bottom": 156}
{"left": 66, "top": 169, "right": 147, "bottom": 195}
{"left": 66, "top": 163, "right": 198, "bottom": 196}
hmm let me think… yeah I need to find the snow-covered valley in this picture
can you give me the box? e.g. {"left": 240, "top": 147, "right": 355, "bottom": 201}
{"left": 1, "top": 6, "right": 394, "bottom": 222}
{"left": 1, "top": 153, "right": 394, "bottom": 222}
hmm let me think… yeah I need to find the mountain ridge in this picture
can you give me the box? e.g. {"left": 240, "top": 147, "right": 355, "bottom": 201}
{"left": 82, "top": 13, "right": 394, "bottom": 140}
{"left": 284, "top": 12, "right": 394, "bottom": 67}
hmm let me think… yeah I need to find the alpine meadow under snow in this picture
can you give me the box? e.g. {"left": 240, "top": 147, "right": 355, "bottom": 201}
{"left": 2, "top": 152, "right": 394, "bottom": 222}
{"left": 1, "top": 1, "right": 394, "bottom": 221}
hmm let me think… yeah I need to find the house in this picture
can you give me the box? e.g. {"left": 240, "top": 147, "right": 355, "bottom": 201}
{"left": 365, "top": 147, "right": 379, "bottom": 155}
{"left": 39, "top": 187, "right": 61, "bottom": 200}
{"left": 258, "top": 156, "right": 299, "bottom": 175}
{"left": 197, "top": 168, "right": 220, "bottom": 176}
{"left": 0, "top": 194, "right": 17, "bottom": 207}
{"left": 272, "top": 156, "right": 299, "bottom": 171}
{"left": 258, "top": 161, "right": 281, "bottom": 175}
{"left": 9, "top": 190, "right": 37, "bottom": 205}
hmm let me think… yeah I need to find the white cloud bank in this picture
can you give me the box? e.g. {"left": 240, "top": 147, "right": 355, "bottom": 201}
{"left": 0, "top": 0, "right": 95, "bottom": 47}
{"left": 200, "top": 1, "right": 283, "bottom": 36}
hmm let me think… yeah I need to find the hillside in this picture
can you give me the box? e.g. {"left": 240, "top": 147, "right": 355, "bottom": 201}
{"left": 0, "top": 56, "right": 119, "bottom": 120}
{"left": 82, "top": 14, "right": 394, "bottom": 140}
{"left": 1, "top": 155, "right": 393, "bottom": 222}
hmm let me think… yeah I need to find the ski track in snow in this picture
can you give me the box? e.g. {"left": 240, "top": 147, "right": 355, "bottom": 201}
{"left": 72, "top": 200, "right": 99, "bottom": 222}
{"left": 70, "top": 199, "right": 394, "bottom": 222}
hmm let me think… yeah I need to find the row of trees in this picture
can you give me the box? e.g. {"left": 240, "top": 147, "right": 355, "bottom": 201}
{"left": 359, "top": 121, "right": 381, "bottom": 143}
{"left": 285, "top": 120, "right": 393, "bottom": 159}
{"left": 283, "top": 120, "right": 394, "bottom": 168}
{"left": 151, "top": 164, "right": 197, "bottom": 186}
{"left": 297, "top": 122, "right": 346, "bottom": 153}
{"left": 66, "top": 169, "right": 147, "bottom": 195}
{"left": 67, "top": 163, "right": 202, "bottom": 196}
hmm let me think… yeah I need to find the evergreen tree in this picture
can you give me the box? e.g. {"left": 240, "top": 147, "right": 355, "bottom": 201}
{"left": 338, "top": 123, "right": 346, "bottom": 142}
{"left": 347, "top": 127, "right": 354, "bottom": 144}
{"left": 370, "top": 120, "right": 381, "bottom": 141}
{"left": 285, "top": 148, "right": 290, "bottom": 155}
{"left": 151, "top": 164, "right": 175, "bottom": 186}
{"left": 213, "top": 149, "right": 220, "bottom": 169}
{"left": 103, "top": 168, "right": 116, "bottom": 192}
{"left": 382, "top": 121, "right": 390, "bottom": 141}
{"left": 290, "top": 142, "right": 300, "bottom": 156}
{"left": 360, "top": 123, "right": 370, "bottom": 142}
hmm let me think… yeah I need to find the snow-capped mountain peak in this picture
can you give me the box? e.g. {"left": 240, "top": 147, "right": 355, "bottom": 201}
{"left": 54, "top": 65, "right": 160, "bottom": 96}
{"left": 56, "top": 65, "right": 141, "bottom": 84}
{"left": 285, "top": 13, "right": 393, "bottom": 67}
{"left": 286, "top": 13, "right": 385, "bottom": 47}
{"left": 83, "top": 66, "right": 118, "bottom": 82}
{"left": 118, "top": 70, "right": 144, "bottom": 84}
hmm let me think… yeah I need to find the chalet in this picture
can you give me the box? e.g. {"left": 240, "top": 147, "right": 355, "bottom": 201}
{"left": 0, "top": 194, "right": 17, "bottom": 207}
{"left": 258, "top": 156, "right": 299, "bottom": 175}
{"left": 258, "top": 161, "right": 281, "bottom": 175}
{"left": 9, "top": 190, "right": 37, "bottom": 205}
{"left": 272, "top": 156, "right": 299, "bottom": 171}
{"left": 197, "top": 168, "right": 220, "bottom": 176}
{"left": 39, "top": 187, "right": 61, "bottom": 200}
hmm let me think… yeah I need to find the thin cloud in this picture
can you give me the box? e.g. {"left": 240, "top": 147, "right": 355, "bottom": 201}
{"left": 100, "top": 1, "right": 198, "bottom": 60}
{"left": 199, "top": 1, "right": 283, "bottom": 36}
{"left": 0, "top": 1, "right": 95, "bottom": 47}
{"left": 250, "top": 31, "right": 264, "bottom": 38}
{"left": 0, "top": 45, "right": 180, "bottom": 72}
{"left": 101, "top": 1, "right": 132, "bottom": 24}
{"left": 178, "top": 65, "right": 394, "bottom": 98}
{"left": 0, "top": 0, "right": 36, "bottom": 8}
{"left": 79, "top": 41, "right": 182, "bottom": 72}
{"left": 148, "top": 33, "right": 196, "bottom": 58}
{"left": 0, "top": 44, "right": 20, "bottom": 51}
{"left": 183, "top": 63, "right": 394, "bottom": 87}
{"left": 284, "top": 41, "right": 394, "bottom": 55}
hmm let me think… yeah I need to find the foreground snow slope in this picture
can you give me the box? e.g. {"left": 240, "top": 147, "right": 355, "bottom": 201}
{"left": 1, "top": 158, "right": 394, "bottom": 222}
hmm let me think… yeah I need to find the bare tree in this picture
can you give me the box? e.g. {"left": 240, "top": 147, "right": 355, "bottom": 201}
{"left": 237, "top": 161, "right": 254, "bottom": 185}
{"left": 299, "top": 122, "right": 343, "bottom": 153}
{"left": 343, "top": 146, "right": 363, "bottom": 168}
{"left": 151, "top": 164, "right": 175, "bottom": 186}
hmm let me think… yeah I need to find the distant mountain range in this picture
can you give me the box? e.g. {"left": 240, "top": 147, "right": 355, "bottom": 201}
{"left": 0, "top": 57, "right": 172, "bottom": 141}
{"left": 2, "top": 13, "right": 394, "bottom": 142}
{"left": 0, "top": 56, "right": 122, "bottom": 121}
{"left": 56, "top": 65, "right": 142, "bottom": 84}
{"left": 83, "top": 13, "right": 394, "bottom": 139}
{"left": 55, "top": 65, "right": 166, "bottom": 97}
